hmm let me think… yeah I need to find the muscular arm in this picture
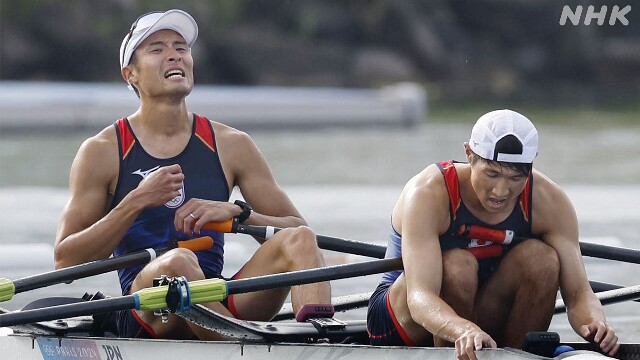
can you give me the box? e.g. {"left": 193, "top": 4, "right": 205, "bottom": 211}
{"left": 55, "top": 129, "right": 184, "bottom": 268}
{"left": 397, "top": 166, "right": 495, "bottom": 353}
{"left": 533, "top": 171, "right": 618, "bottom": 355}
{"left": 230, "top": 130, "right": 305, "bottom": 229}
{"left": 177, "top": 123, "right": 305, "bottom": 239}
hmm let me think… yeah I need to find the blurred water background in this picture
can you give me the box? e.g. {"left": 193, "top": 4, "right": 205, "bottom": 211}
{"left": 1, "top": 0, "right": 640, "bottom": 345}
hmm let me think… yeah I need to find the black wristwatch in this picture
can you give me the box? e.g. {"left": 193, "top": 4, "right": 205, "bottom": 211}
{"left": 234, "top": 200, "right": 253, "bottom": 223}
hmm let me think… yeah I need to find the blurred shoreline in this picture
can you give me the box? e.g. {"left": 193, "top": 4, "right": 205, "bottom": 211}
{"left": 0, "top": 81, "right": 426, "bottom": 134}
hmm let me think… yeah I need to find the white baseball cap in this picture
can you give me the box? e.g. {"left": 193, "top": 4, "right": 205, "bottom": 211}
{"left": 468, "top": 109, "right": 538, "bottom": 164}
{"left": 119, "top": 9, "right": 198, "bottom": 69}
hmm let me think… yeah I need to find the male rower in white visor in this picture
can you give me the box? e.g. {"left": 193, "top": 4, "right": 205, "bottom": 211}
{"left": 55, "top": 9, "right": 333, "bottom": 341}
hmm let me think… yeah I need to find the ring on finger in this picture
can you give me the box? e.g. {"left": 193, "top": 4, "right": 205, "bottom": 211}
{"left": 189, "top": 213, "right": 196, "bottom": 220}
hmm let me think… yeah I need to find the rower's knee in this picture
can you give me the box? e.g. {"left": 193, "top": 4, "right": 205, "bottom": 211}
{"left": 155, "top": 248, "right": 204, "bottom": 280}
{"left": 280, "top": 226, "right": 319, "bottom": 253}
{"left": 275, "top": 226, "right": 325, "bottom": 270}
{"left": 512, "top": 239, "right": 560, "bottom": 289}
{"left": 441, "top": 249, "right": 479, "bottom": 298}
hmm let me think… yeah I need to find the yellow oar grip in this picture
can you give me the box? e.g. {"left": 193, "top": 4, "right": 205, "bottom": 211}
{"left": 134, "top": 278, "right": 227, "bottom": 311}
{"left": 0, "top": 278, "right": 16, "bottom": 302}
{"left": 189, "top": 278, "right": 227, "bottom": 304}
{"left": 135, "top": 285, "right": 170, "bottom": 311}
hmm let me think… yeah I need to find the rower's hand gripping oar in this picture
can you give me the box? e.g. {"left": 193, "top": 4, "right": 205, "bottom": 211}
{"left": 0, "top": 236, "right": 214, "bottom": 303}
{"left": 0, "top": 257, "right": 403, "bottom": 327}
{"left": 203, "top": 219, "right": 387, "bottom": 258}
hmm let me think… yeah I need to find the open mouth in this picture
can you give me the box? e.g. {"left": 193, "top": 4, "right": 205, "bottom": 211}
{"left": 164, "top": 69, "right": 185, "bottom": 79}
{"left": 488, "top": 198, "right": 506, "bottom": 208}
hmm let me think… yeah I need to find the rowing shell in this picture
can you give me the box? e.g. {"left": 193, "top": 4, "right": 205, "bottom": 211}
{"left": 0, "top": 333, "right": 617, "bottom": 360}
{"left": 0, "top": 308, "right": 627, "bottom": 360}
{"left": 0, "top": 304, "right": 631, "bottom": 360}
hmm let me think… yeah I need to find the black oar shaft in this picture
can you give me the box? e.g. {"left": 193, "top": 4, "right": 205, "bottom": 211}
{"left": 233, "top": 223, "right": 387, "bottom": 258}
{"left": 580, "top": 242, "right": 640, "bottom": 264}
{"left": 211, "top": 221, "right": 640, "bottom": 265}
{"left": 226, "top": 258, "right": 402, "bottom": 295}
{"left": 316, "top": 234, "right": 386, "bottom": 258}
{"left": 13, "top": 251, "right": 153, "bottom": 293}
{"left": 5, "top": 237, "right": 213, "bottom": 298}
{"left": 0, "top": 296, "right": 136, "bottom": 327}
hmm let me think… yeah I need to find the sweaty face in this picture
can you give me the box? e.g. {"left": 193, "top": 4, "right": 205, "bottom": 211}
{"left": 469, "top": 159, "right": 528, "bottom": 213}
{"left": 128, "top": 29, "right": 194, "bottom": 99}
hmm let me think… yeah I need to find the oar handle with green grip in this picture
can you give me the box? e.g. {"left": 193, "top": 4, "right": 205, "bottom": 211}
{"left": 0, "top": 278, "right": 228, "bottom": 327}
{"left": 0, "top": 279, "right": 15, "bottom": 302}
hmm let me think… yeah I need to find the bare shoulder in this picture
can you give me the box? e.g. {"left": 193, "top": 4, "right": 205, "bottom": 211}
{"left": 531, "top": 169, "right": 571, "bottom": 206}
{"left": 406, "top": 163, "right": 447, "bottom": 195}
{"left": 531, "top": 169, "right": 577, "bottom": 233}
{"left": 212, "top": 121, "right": 253, "bottom": 147}
{"left": 72, "top": 126, "right": 119, "bottom": 186}
{"left": 394, "top": 163, "right": 450, "bottom": 231}
{"left": 212, "top": 120, "right": 262, "bottom": 160}
{"left": 210, "top": 121, "right": 267, "bottom": 188}
{"left": 81, "top": 126, "right": 118, "bottom": 154}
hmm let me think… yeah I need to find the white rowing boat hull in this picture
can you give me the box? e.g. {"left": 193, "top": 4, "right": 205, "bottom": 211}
{"left": 0, "top": 334, "right": 610, "bottom": 360}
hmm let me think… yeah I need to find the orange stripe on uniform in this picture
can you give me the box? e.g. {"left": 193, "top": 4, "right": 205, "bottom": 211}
{"left": 194, "top": 115, "right": 216, "bottom": 152}
{"left": 519, "top": 176, "right": 532, "bottom": 223}
{"left": 439, "top": 160, "right": 461, "bottom": 221}
{"left": 116, "top": 118, "right": 136, "bottom": 160}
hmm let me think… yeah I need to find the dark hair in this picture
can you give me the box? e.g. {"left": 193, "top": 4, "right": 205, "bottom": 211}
{"left": 469, "top": 151, "right": 532, "bottom": 177}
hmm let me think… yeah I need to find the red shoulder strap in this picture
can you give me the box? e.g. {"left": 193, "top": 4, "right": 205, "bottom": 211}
{"left": 194, "top": 114, "right": 216, "bottom": 152}
{"left": 115, "top": 118, "right": 135, "bottom": 159}
{"left": 519, "top": 175, "right": 532, "bottom": 222}
{"left": 437, "top": 160, "right": 461, "bottom": 221}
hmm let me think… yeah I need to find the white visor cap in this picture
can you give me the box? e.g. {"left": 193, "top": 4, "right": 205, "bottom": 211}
{"left": 119, "top": 9, "right": 198, "bottom": 69}
{"left": 469, "top": 109, "right": 538, "bottom": 164}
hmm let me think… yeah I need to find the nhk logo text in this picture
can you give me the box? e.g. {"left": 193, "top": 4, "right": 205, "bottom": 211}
{"left": 560, "top": 5, "right": 631, "bottom": 26}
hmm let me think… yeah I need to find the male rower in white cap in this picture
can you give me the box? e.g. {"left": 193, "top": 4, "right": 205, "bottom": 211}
{"left": 367, "top": 109, "right": 619, "bottom": 359}
{"left": 54, "top": 9, "right": 332, "bottom": 340}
